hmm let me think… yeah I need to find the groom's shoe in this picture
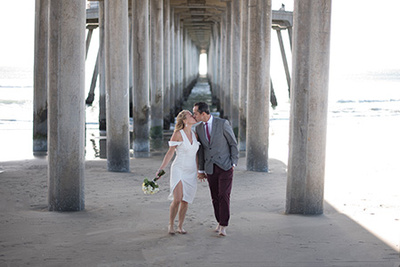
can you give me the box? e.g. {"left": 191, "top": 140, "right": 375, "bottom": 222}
{"left": 218, "top": 226, "right": 227, "bottom": 236}
{"left": 215, "top": 224, "right": 221, "bottom": 233}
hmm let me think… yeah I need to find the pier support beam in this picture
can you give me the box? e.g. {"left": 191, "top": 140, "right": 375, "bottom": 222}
{"left": 169, "top": 8, "right": 175, "bottom": 120}
{"left": 33, "top": 0, "right": 48, "bottom": 153}
{"left": 163, "top": 0, "right": 171, "bottom": 129}
{"left": 219, "top": 13, "right": 226, "bottom": 116}
{"left": 104, "top": 0, "right": 130, "bottom": 172}
{"left": 48, "top": 0, "right": 85, "bottom": 211}
{"left": 246, "top": 0, "right": 272, "bottom": 172}
{"left": 98, "top": 1, "right": 106, "bottom": 158}
{"left": 286, "top": 0, "right": 332, "bottom": 215}
{"left": 239, "top": 0, "right": 249, "bottom": 151}
{"left": 150, "top": 0, "right": 164, "bottom": 149}
{"left": 132, "top": 0, "right": 150, "bottom": 155}
{"left": 223, "top": 3, "right": 232, "bottom": 119}
{"left": 230, "top": 0, "right": 241, "bottom": 137}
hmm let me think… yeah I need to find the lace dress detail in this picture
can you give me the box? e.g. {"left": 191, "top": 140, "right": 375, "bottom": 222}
{"left": 168, "top": 129, "right": 200, "bottom": 203}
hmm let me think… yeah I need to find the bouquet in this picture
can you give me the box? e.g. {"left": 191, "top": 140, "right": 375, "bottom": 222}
{"left": 142, "top": 169, "right": 165, "bottom": 195}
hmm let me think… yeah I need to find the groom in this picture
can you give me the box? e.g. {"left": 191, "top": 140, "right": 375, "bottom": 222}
{"left": 193, "top": 102, "right": 239, "bottom": 236}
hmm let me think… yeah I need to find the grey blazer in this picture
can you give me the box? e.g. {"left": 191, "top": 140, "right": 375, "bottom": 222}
{"left": 196, "top": 117, "right": 239, "bottom": 174}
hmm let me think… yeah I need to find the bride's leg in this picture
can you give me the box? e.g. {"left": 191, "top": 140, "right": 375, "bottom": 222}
{"left": 169, "top": 181, "right": 183, "bottom": 234}
{"left": 177, "top": 201, "right": 188, "bottom": 234}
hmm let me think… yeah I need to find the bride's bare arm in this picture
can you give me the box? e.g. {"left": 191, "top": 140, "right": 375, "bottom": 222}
{"left": 156, "top": 131, "right": 182, "bottom": 177}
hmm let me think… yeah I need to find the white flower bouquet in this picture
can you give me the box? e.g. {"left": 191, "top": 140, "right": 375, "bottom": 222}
{"left": 142, "top": 170, "right": 165, "bottom": 195}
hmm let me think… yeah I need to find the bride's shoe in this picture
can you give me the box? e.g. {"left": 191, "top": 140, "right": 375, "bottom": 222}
{"left": 168, "top": 225, "right": 175, "bottom": 235}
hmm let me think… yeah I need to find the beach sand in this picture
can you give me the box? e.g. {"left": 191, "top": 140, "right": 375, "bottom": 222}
{"left": 0, "top": 115, "right": 399, "bottom": 267}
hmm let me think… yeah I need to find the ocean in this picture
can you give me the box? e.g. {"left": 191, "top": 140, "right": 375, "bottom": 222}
{"left": 0, "top": 66, "right": 399, "bottom": 162}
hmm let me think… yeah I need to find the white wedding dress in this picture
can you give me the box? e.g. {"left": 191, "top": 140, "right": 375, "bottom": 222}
{"left": 168, "top": 129, "right": 200, "bottom": 204}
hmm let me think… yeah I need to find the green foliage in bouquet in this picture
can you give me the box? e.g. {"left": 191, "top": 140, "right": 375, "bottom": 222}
{"left": 142, "top": 169, "right": 166, "bottom": 195}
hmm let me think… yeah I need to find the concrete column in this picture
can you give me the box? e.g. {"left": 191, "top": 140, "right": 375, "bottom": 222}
{"left": 163, "top": 0, "right": 171, "bottom": 129}
{"left": 174, "top": 15, "right": 181, "bottom": 112}
{"left": 239, "top": 0, "right": 249, "bottom": 151}
{"left": 169, "top": 8, "right": 175, "bottom": 119}
{"left": 230, "top": 0, "right": 241, "bottom": 137}
{"left": 213, "top": 23, "right": 221, "bottom": 110}
{"left": 105, "top": 0, "right": 130, "bottom": 172}
{"left": 178, "top": 23, "right": 184, "bottom": 108}
{"left": 150, "top": 0, "right": 164, "bottom": 149}
{"left": 132, "top": 0, "right": 150, "bottom": 155}
{"left": 33, "top": 0, "right": 48, "bottom": 153}
{"left": 182, "top": 29, "right": 187, "bottom": 95}
{"left": 286, "top": 0, "right": 332, "bottom": 215}
{"left": 98, "top": 1, "right": 106, "bottom": 158}
{"left": 224, "top": 3, "right": 232, "bottom": 119}
{"left": 48, "top": 0, "right": 85, "bottom": 211}
{"left": 219, "top": 13, "right": 226, "bottom": 116}
{"left": 246, "top": 0, "right": 271, "bottom": 172}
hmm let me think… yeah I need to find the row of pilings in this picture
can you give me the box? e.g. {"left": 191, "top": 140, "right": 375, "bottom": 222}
{"left": 33, "top": 0, "right": 332, "bottom": 215}
{"left": 33, "top": 0, "right": 200, "bottom": 211}
{"left": 204, "top": 0, "right": 332, "bottom": 215}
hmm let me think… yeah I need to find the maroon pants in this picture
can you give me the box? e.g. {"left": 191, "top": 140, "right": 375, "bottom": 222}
{"left": 207, "top": 164, "right": 233, "bottom": 227}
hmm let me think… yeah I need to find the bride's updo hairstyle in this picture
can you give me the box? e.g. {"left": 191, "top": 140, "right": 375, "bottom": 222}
{"left": 174, "top": 110, "right": 190, "bottom": 132}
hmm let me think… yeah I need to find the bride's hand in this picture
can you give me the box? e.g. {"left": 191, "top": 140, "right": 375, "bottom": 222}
{"left": 198, "top": 173, "right": 207, "bottom": 182}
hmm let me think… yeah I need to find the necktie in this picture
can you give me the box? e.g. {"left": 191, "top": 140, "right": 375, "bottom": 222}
{"left": 205, "top": 122, "right": 211, "bottom": 142}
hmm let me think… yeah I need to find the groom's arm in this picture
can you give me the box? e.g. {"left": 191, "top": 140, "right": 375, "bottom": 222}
{"left": 197, "top": 143, "right": 205, "bottom": 172}
{"left": 223, "top": 120, "right": 239, "bottom": 166}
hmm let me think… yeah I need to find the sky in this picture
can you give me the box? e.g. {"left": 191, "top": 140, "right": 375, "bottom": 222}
{"left": 0, "top": 0, "right": 399, "bottom": 74}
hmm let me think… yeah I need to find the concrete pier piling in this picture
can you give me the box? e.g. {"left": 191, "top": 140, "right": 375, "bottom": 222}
{"left": 150, "top": 0, "right": 164, "bottom": 149}
{"left": 238, "top": 0, "right": 249, "bottom": 151}
{"left": 286, "top": 0, "right": 332, "bottom": 215}
{"left": 48, "top": 0, "right": 86, "bottom": 211}
{"left": 246, "top": 0, "right": 272, "bottom": 172}
{"left": 33, "top": 0, "right": 48, "bottom": 153}
{"left": 132, "top": 0, "right": 150, "bottom": 155}
{"left": 163, "top": 0, "right": 171, "bottom": 129}
{"left": 223, "top": 3, "right": 231, "bottom": 119}
{"left": 32, "top": 1, "right": 333, "bottom": 215}
{"left": 104, "top": 0, "right": 130, "bottom": 172}
{"left": 230, "top": 0, "right": 241, "bottom": 137}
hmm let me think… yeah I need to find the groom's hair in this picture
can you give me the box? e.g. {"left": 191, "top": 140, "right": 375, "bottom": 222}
{"left": 194, "top": 102, "right": 210, "bottom": 115}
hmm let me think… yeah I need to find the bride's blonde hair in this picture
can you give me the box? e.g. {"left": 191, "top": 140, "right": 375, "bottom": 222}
{"left": 174, "top": 110, "right": 190, "bottom": 132}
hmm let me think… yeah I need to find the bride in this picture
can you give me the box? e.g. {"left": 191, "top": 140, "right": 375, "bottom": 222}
{"left": 156, "top": 110, "right": 200, "bottom": 235}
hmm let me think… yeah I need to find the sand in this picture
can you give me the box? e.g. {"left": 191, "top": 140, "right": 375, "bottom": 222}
{"left": 0, "top": 116, "right": 399, "bottom": 267}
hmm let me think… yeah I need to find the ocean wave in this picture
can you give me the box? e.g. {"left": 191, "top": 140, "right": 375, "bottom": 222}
{"left": 0, "top": 85, "right": 33, "bottom": 89}
{"left": 337, "top": 99, "right": 400, "bottom": 104}
{"left": 0, "top": 99, "right": 31, "bottom": 105}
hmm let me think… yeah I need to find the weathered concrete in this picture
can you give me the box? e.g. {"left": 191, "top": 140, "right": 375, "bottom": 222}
{"left": 150, "top": 0, "right": 164, "bottom": 149}
{"left": 98, "top": 1, "right": 106, "bottom": 133}
{"left": 246, "top": 0, "right": 272, "bottom": 172}
{"left": 33, "top": 0, "right": 48, "bottom": 153}
{"left": 238, "top": 0, "right": 249, "bottom": 151}
{"left": 48, "top": 0, "right": 85, "bottom": 211}
{"left": 169, "top": 8, "right": 175, "bottom": 119}
{"left": 104, "top": 0, "right": 130, "bottom": 172}
{"left": 132, "top": 0, "right": 150, "bottom": 154}
{"left": 223, "top": 3, "right": 232, "bottom": 119}
{"left": 163, "top": 0, "right": 171, "bottom": 129}
{"left": 286, "top": 0, "right": 332, "bottom": 215}
{"left": 219, "top": 12, "right": 226, "bottom": 116}
{"left": 173, "top": 14, "right": 181, "bottom": 112}
{"left": 230, "top": 0, "right": 241, "bottom": 137}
